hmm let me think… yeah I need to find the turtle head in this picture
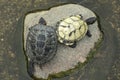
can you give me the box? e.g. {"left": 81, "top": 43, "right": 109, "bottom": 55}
{"left": 76, "top": 14, "right": 83, "bottom": 19}
{"left": 85, "top": 17, "right": 97, "bottom": 25}
{"left": 39, "top": 17, "right": 47, "bottom": 25}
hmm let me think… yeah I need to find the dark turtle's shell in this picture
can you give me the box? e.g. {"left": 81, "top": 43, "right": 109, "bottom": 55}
{"left": 26, "top": 24, "right": 57, "bottom": 65}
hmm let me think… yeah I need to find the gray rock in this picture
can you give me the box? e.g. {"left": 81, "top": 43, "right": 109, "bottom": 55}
{"left": 24, "top": 4, "right": 101, "bottom": 79}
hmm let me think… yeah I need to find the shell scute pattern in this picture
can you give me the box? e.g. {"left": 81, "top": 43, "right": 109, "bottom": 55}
{"left": 57, "top": 15, "right": 88, "bottom": 45}
{"left": 26, "top": 24, "right": 57, "bottom": 65}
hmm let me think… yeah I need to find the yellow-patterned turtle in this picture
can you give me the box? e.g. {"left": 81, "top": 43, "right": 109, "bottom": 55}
{"left": 56, "top": 15, "right": 96, "bottom": 48}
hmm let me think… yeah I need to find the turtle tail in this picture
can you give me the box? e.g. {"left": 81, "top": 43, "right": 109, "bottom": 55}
{"left": 27, "top": 60, "right": 35, "bottom": 78}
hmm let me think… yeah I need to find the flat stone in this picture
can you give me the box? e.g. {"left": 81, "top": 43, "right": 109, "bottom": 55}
{"left": 24, "top": 4, "right": 101, "bottom": 79}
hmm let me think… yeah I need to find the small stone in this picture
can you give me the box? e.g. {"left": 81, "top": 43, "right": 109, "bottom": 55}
{"left": 10, "top": 53, "right": 15, "bottom": 58}
{"left": 1, "top": 38, "right": 4, "bottom": 41}
{"left": 117, "top": 28, "right": 120, "bottom": 32}
{"left": 8, "top": 51, "right": 15, "bottom": 58}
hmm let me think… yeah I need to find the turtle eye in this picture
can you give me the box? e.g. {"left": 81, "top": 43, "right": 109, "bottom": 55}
{"left": 78, "top": 14, "right": 83, "bottom": 19}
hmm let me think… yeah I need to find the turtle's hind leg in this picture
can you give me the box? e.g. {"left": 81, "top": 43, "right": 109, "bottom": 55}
{"left": 69, "top": 41, "right": 77, "bottom": 48}
{"left": 86, "top": 30, "right": 92, "bottom": 37}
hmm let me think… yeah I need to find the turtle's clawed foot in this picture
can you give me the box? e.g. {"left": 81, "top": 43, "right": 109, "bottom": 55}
{"left": 69, "top": 41, "right": 76, "bottom": 48}
{"left": 27, "top": 60, "right": 35, "bottom": 77}
{"left": 86, "top": 30, "right": 92, "bottom": 37}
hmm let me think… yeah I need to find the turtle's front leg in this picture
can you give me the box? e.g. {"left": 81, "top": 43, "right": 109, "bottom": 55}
{"left": 86, "top": 30, "right": 92, "bottom": 37}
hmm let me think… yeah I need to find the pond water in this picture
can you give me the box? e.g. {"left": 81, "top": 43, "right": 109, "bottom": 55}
{"left": 0, "top": 0, "right": 120, "bottom": 80}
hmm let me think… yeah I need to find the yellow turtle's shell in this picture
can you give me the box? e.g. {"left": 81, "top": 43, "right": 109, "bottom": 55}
{"left": 57, "top": 15, "right": 88, "bottom": 45}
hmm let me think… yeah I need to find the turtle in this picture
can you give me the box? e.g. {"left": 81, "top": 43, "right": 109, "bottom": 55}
{"left": 56, "top": 14, "right": 96, "bottom": 48}
{"left": 26, "top": 17, "right": 57, "bottom": 77}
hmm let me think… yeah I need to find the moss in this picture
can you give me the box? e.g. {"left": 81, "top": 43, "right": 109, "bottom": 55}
{"left": 44, "top": 33, "right": 103, "bottom": 80}
{"left": 86, "top": 33, "right": 103, "bottom": 62}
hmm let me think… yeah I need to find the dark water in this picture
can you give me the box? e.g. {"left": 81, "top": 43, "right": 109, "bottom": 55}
{"left": 0, "top": 0, "right": 120, "bottom": 80}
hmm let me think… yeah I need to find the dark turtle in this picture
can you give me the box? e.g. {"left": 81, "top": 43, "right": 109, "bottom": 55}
{"left": 26, "top": 17, "right": 57, "bottom": 77}
{"left": 56, "top": 14, "right": 96, "bottom": 48}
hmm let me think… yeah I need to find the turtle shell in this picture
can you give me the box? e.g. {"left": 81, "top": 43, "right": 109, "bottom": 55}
{"left": 26, "top": 24, "right": 57, "bottom": 65}
{"left": 57, "top": 15, "right": 88, "bottom": 45}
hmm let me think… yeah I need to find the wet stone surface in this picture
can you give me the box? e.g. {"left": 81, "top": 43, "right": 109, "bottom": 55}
{"left": 24, "top": 4, "right": 101, "bottom": 79}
